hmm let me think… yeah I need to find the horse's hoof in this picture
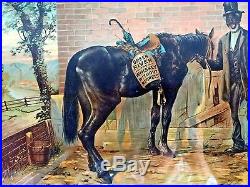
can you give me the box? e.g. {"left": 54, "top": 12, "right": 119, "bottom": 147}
{"left": 148, "top": 147, "right": 161, "bottom": 156}
{"left": 158, "top": 141, "right": 175, "bottom": 157}
{"left": 98, "top": 171, "right": 112, "bottom": 184}
{"left": 88, "top": 164, "right": 96, "bottom": 172}
{"left": 162, "top": 150, "right": 176, "bottom": 158}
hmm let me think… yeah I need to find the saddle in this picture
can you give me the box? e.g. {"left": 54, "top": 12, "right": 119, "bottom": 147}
{"left": 117, "top": 34, "right": 162, "bottom": 61}
{"left": 116, "top": 39, "right": 162, "bottom": 90}
{"left": 139, "top": 34, "right": 161, "bottom": 52}
{"left": 110, "top": 18, "right": 164, "bottom": 98}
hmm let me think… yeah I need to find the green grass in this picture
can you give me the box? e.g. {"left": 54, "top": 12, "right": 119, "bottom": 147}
{"left": 2, "top": 104, "right": 42, "bottom": 122}
{"left": 2, "top": 91, "right": 15, "bottom": 102}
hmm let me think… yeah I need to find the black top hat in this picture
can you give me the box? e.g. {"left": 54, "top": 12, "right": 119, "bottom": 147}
{"left": 223, "top": 2, "right": 245, "bottom": 16}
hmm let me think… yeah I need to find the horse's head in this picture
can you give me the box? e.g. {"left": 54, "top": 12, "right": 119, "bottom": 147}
{"left": 194, "top": 28, "right": 215, "bottom": 98}
{"left": 192, "top": 28, "right": 215, "bottom": 69}
{"left": 195, "top": 27, "right": 215, "bottom": 61}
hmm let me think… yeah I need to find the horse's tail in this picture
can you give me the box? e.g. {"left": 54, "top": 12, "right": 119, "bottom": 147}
{"left": 63, "top": 55, "right": 79, "bottom": 144}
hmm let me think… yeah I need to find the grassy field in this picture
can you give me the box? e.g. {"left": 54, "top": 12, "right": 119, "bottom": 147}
{"left": 2, "top": 104, "right": 42, "bottom": 122}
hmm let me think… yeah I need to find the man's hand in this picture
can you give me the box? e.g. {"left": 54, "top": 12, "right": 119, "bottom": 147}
{"left": 193, "top": 54, "right": 207, "bottom": 69}
{"left": 195, "top": 54, "right": 206, "bottom": 63}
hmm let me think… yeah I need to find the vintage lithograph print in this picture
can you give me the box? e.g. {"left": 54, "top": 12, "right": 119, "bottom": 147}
{"left": 2, "top": 2, "right": 248, "bottom": 185}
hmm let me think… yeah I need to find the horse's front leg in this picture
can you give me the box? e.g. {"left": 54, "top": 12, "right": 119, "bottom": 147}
{"left": 159, "top": 90, "right": 178, "bottom": 157}
{"left": 148, "top": 90, "right": 161, "bottom": 155}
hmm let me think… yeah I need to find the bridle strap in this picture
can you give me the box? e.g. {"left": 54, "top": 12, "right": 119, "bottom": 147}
{"left": 205, "top": 37, "right": 213, "bottom": 98}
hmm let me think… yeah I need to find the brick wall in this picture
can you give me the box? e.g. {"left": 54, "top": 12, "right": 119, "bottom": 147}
{"left": 2, "top": 120, "right": 55, "bottom": 178}
{"left": 57, "top": 2, "right": 248, "bottom": 93}
{"left": 56, "top": 2, "right": 247, "bottom": 151}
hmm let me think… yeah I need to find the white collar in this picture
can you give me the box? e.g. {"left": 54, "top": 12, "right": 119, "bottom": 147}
{"left": 230, "top": 27, "right": 242, "bottom": 35}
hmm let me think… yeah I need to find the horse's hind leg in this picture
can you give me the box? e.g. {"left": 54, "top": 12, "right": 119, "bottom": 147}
{"left": 78, "top": 88, "right": 120, "bottom": 183}
{"left": 159, "top": 89, "right": 178, "bottom": 157}
{"left": 78, "top": 84, "right": 96, "bottom": 172}
{"left": 148, "top": 90, "right": 161, "bottom": 155}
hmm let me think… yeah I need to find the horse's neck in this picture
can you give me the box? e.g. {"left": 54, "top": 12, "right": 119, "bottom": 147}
{"left": 180, "top": 34, "right": 207, "bottom": 62}
{"left": 180, "top": 49, "right": 198, "bottom": 65}
{"left": 182, "top": 45, "right": 206, "bottom": 65}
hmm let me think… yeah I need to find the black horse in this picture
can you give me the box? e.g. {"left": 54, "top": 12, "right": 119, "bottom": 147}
{"left": 63, "top": 28, "right": 214, "bottom": 183}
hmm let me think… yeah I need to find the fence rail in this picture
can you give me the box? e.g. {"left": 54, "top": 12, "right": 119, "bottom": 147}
{"left": 2, "top": 96, "right": 43, "bottom": 112}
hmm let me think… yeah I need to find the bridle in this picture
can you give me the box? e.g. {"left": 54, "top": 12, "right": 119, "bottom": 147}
{"left": 190, "top": 34, "right": 214, "bottom": 98}
{"left": 204, "top": 35, "right": 214, "bottom": 98}
{"left": 205, "top": 36, "right": 214, "bottom": 61}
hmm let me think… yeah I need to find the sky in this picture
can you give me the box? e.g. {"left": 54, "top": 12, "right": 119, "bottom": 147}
{"left": 2, "top": 2, "right": 58, "bottom": 65}
{"left": 2, "top": 30, "right": 58, "bottom": 64}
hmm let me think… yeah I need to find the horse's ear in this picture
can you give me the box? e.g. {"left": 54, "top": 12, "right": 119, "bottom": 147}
{"left": 209, "top": 27, "right": 214, "bottom": 39}
{"left": 195, "top": 28, "right": 201, "bottom": 35}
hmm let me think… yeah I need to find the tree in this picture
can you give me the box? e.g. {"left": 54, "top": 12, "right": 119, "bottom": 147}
{"left": 3, "top": 2, "right": 56, "bottom": 121}
{"left": 2, "top": 65, "right": 9, "bottom": 96}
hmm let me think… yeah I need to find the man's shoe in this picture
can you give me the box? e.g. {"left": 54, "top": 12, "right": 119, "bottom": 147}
{"left": 224, "top": 146, "right": 247, "bottom": 155}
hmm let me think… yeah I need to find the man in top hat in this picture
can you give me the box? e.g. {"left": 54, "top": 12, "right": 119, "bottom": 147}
{"left": 208, "top": 2, "right": 248, "bottom": 154}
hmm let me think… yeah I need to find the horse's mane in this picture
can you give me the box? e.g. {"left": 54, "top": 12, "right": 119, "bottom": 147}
{"left": 157, "top": 32, "right": 209, "bottom": 61}
{"left": 157, "top": 32, "right": 208, "bottom": 47}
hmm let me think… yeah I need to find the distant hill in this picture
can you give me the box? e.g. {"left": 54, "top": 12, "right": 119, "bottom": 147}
{"left": 2, "top": 60, "right": 59, "bottom": 90}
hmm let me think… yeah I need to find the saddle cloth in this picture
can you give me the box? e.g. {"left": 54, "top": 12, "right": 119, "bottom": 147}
{"left": 117, "top": 34, "right": 161, "bottom": 88}
{"left": 131, "top": 52, "right": 161, "bottom": 88}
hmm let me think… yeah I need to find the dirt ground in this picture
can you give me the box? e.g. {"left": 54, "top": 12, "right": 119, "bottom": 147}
{"left": 3, "top": 145, "right": 248, "bottom": 185}
{"left": 6, "top": 145, "right": 244, "bottom": 185}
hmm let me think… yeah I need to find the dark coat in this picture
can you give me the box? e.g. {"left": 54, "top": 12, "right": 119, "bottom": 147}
{"left": 211, "top": 28, "right": 248, "bottom": 101}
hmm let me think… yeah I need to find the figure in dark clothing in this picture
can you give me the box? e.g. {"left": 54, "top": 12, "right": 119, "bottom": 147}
{"left": 208, "top": 2, "right": 248, "bottom": 154}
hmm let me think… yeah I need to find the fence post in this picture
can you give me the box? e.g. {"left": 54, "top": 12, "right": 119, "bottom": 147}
{"left": 26, "top": 132, "right": 33, "bottom": 165}
{"left": 24, "top": 97, "right": 28, "bottom": 106}
{"left": 2, "top": 96, "right": 41, "bottom": 112}
{"left": 4, "top": 101, "right": 8, "bottom": 111}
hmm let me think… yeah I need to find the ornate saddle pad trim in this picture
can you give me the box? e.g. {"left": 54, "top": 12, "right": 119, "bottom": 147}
{"left": 117, "top": 44, "right": 140, "bottom": 56}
